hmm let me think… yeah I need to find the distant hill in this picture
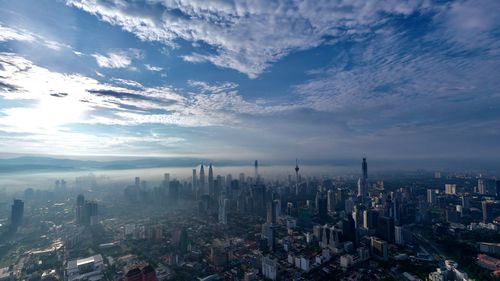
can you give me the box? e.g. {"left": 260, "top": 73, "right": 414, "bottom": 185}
{"left": 0, "top": 156, "right": 237, "bottom": 172}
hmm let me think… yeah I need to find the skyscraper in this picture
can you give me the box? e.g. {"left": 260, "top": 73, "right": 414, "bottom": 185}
{"left": 266, "top": 201, "right": 277, "bottom": 225}
{"left": 254, "top": 160, "right": 259, "bottom": 184}
{"left": 200, "top": 163, "right": 206, "bottom": 195}
{"left": 239, "top": 173, "right": 245, "bottom": 185}
{"left": 327, "top": 190, "right": 335, "bottom": 213}
{"left": 376, "top": 216, "right": 395, "bottom": 243}
{"left": 192, "top": 169, "right": 197, "bottom": 193}
{"left": 358, "top": 157, "right": 368, "bottom": 203}
{"left": 295, "top": 159, "right": 300, "bottom": 195}
{"left": 84, "top": 200, "right": 99, "bottom": 226}
{"left": 427, "top": 189, "right": 437, "bottom": 205}
{"left": 218, "top": 198, "right": 228, "bottom": 224}
{"left": 10, "top": 199, "right": 24, "bottom": 230}
{"left": 208, "top": 163, "right": 214, "bottom": 197}
{"left": 482, "top": 201, "right": 494, "bottom": 223}
{"left": 445, "top": 184, "right": 457, "bottom": 195}
{"left": 478, "top": 178, "right": 486, "bottom": 195}
{"left": 163, "top": 173, "right": 170, "bottom": 189}
{"left": 76, "top": 194, "right": 85, "bottom": 224}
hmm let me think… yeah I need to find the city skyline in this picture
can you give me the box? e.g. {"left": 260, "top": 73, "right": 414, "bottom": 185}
{"left": 1, "top": 1, "right": 500, "bottom": 281}
{"left": 0, "top": 0, "right": 499, "bottom": 162}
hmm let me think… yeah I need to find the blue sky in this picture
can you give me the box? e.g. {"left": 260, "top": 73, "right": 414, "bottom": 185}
{"left": 0, "top": 0, "right": 499, "bottom": 162}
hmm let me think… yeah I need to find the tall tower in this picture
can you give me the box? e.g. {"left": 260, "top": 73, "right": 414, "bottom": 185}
{"left": 10, "top": 199, "right": 24, "bottom": 230}
{"left": 254, "top": 160, "right": 259, "bottom": 184}
{"left": 208, "top": 163, "right": 214, "bottom": 197}
{"left": 200, "top": 163, "right": 206, "bottom": 195}
{"left": 76, "top": 194, "right": 85, "bottom": 224}
{"left": 219, "top": 197, "right": 228, "bottom": 224}
{"left": 164, "top": 173, "right": 170, "bottom": 189}
{"left": 295, "top": 159, "right": 300, "bottom": 195}
{"left": 358, "top": 157, "right": 368, "bottom": 203}
{"left": 192, "top": 169, "right": 197, "bottom": 192}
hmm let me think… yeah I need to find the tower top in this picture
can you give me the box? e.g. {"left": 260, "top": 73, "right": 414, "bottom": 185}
{"left": 295, "top": 159, "right": 299, "bottom": 173}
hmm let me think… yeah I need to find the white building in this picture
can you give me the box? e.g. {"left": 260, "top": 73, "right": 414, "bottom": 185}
{"left": 299, "top": 256, "right": 310, "bottom": 272}
{"left": 218, "top": 198, "right": 229, "bottom": 225}
{"left": 0, "top": 267, "right": 15, "bottom": 281}
{"left": 262, "top": 256, "right": 277, "bottom": 280}
{"left": 395, "top": 226, "right": 404, "bottom": 245}
{"left": 427, "top": 189, "right": 437, "bottom": 205}
{"left": 340, "top": 254, "right": 353, "bottom": 269}
{"left": 445, "top": 184, "right": 457, "bottom": 195}
{"left": 65, "top": 254, "right": 104, "bottom": 281}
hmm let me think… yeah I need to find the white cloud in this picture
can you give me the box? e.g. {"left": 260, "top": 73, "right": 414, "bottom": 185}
{"left": 0, "top": 24, "right": 36, "bottom": 42}
{"left": 92, "top": 49, "right": 142, "bottom": 68}
{"left": 0, "top": 52, "right": 294, "bottom": 132}
{"left": 0, "top": 23, "right": 70, "bottom": 50}
{"left": 111, "top": 78, "right": 144, "bottom": 88}
{"left": 145, "top": 64, "right": 163, "bottom": 72}
{"left": 65, "top": 0, "right": 431, "bottom": 78}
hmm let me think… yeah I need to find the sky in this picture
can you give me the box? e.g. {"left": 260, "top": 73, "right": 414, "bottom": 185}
{"left": 0, "top": 0, "right": 499, "bottom": 164}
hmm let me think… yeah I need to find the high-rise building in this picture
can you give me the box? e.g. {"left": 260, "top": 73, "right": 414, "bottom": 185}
{"left": 274, "top": 199, "right": 281, "bottom": 219}
{"left": 358, "top": 157, "right": 369, "bottom": 204}
{"left": 239, "top": 173, "right": 245, "bottom": 185}
{"left": 352, "top": 205, "right": 364, "bottom": 229}
{"left": 10, "top": 199, "right": 24, "bottom": 230}
{"left": 315, "top": 191, "right": 328, "bottom": 220}
{"left": 266, "top": 201, "right": 277, "bottom": 225}
{"left": 427, "top": 189, "right": 437, "bottom": 205}
{"left": 262, "top": 222, "right": 275, "bottom": 252}
{"left": 482, "top": 201, "right": 494, "bottom": 223}
{"left": 199, "top": 163, "right": 206, "bottom": 195}
{"left": 478, "top": 178, "right": 486, "bottom": 195}
{"left": 327, "top": 190, "right": 335, "bottom": 213}
{"left": 218, "top": 198, "right": 228, "bottom": 224}
{"left": 169, "top": 180, "right": 180, "bottom": 203}
{"left": 461, "top": 195, "right": 470, "bottom": 209}
{"left": 445, "top": 184, "right": 457, "bottom": 195}
{"left": 192, "top": 169, "right": 197, "bottom": 193}
{"left": 208, "top": 163, "right": 214, "bottom": 197}
{"left": 261, "top": 256, "right": 278, "bottom": 280}
{"left": 76, "top": 194, "right": 85, "bottom": 224}
{"left": 376, "top": 216, "right": 395, "bottom": 243}
{"left": 163, "top": 173, "right": 170, "bottom": 189}
{"left": 254, "top": 160, "right": 259, "bottom": 184}
{"left": 395, "top": 226, "right": 404, "bottom": 245}
{"left": 84, "top": 200, "right": 98, "bottom": 225}
{"left": 370, "top": 237, "right": 388, "bottom": 260}
{"left": 295, "top": 159, "right": 300, "bottom": 195}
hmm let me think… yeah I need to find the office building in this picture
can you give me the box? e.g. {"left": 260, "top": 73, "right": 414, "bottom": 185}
{"left": 370, "top": 237, "right": 388, "bottom": 260}
{"left": 445, "top": 184, "right": 457, "bottom": 195}
{"left": 10, "top": 199, "right": 24, "bottom": 230}
{"left": 427, "top": 189, "right": 437, "bottom": 205}
{"left": 199, "top": 163, "right": 206, "bottom": 195}
{"left": 261, "top": 256, "right": 277, "bottom": 280}
{"left": 482, "top": 201, "right": 494, "bottom": 223}
{"left": 218, "top": 198, "right": 228, "bottom": 225}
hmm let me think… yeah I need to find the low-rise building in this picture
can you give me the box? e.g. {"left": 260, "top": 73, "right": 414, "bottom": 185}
{"left": 65, "top": 254, "right": 104, "bottom": 281}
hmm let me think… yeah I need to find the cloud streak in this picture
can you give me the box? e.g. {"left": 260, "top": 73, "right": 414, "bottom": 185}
{"left": 92, "top": 49, "right": 142, "bottom": 68}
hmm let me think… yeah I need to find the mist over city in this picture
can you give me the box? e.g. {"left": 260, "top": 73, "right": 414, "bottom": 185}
{"left": 0, "top": 0, "right": 500, "bottom": 281}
